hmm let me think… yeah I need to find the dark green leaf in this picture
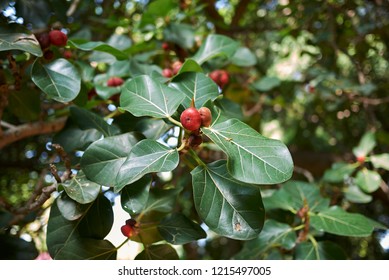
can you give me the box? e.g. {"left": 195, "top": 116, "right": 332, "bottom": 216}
{"left": 68, "top": 40, "right": 128, "bottom": 60}
{"left": 0, "top": 33, "right": 42, "bottom": 56}
{"left": 170, "top": 72, "right": 219, "bottom": 109}
{"left": 7, "top": 87, "right": 40, "bottom": 121}
{"left": 134, "top": 118, "right": 172, "bottom": 140}
{"left": 54, "top": 238, "right": 116, "bottom": 260}
{"left": 234, "top": 219, "right": 296, "bottom": 259}
{"left": 56, "top": 192, "right": 89, "bottom": 221}
{"left": 69, "top": 106, "right": 120, "bottom": 137}
{"left": 202, "top": 119, "right": 293, "bottom": 184}
{"left": 191, "top": 160, "right": 265, "bottom": 240}
{"left": 78, "top": 194, "right": 114, "bottom": 239}
{"left": 158, "top": 213, "right": 206, "bottom": 245}
{"left": 81, "top": 132, "right": 143, "bottom": 186}
{"left": 263, "top": 180, "right": 330, "bottom": 212}
{"left": 115, "top": 139, "right": 179, "bottom": 192}
{"left": 141, "top": 187, "right": 182, "bottom": 215}
{"left": 0, "top": 234, "right": 39, "bottom": 260}
{"left": 32, "top": 58, "right": 81, "bottom": 103}
{"left": 47, "top": 194, "right": 115, "bottom": 260}
{"left": 295, "top": 241, "right": 347, "bottom": 260}
{"left": 163, "top": 23, "right": 195, "bottom": 49}
{"left": 120, "top": 75, "right": 185, "bottom": 118}
{"left": 62, "top": 171, "right": 101, "bottom": 204}
{"left": 192, "top": 34, "right": 240, "bottom": 64}
{"left": 310, "top": 206, "right": 385, "bottom": 237}
{"left": 53, "top": 126, "right": 102, "bottom": 153}
{"left": 135, "top": 244, "right": 179, "bottom": 260}
{"left": 121, "top": 175, "right": 152, "bottom": 215}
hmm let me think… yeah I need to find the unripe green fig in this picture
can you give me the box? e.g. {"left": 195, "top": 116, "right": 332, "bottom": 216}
{"left": 180, "top": 107, "right": 201, "bottom": 131}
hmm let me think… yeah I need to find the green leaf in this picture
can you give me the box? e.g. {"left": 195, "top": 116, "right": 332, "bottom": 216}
{"left": 140, "top": 0, "right": 176, "bottom": 28}
{"left": 141, "top": 187, "right": 182, "bottom": 215}
{"left": 234, "top": 219, "right": 296, "bottom": 260}
{"left": 32, "top": 58, "right": 81, "bottom": 103}
{"left": 53, "top": 238, "right": 116, "bottom": 260}
{"left": 120, "top": 75, "right": 185, "bottom": 118}
{"left": 135, "top": 118, "right": 172, "bottom": 140}
{"left": 0, "top": 33, "right": 42, "bottom": 57}
{"left": 295, "top": 241, "right": 347, "bottom": 260}
{"left": 158, "top": 213, "right": 206, "bottom": 245}
{"left": 231, "top": 47, "right": 257, "bottom": 67}
{"left": 344, "top": 184, "right": 372, "bottom": 204}
{"left": 310, "top": 206, "right": 385, "bottom": 237}
{"left": 176, "top": 58, "right": 203, "bottom": 74}
{"left": 355, "top": 168, "right": 381, "bottom": 193}
{"left": 81, "top": 132, "right": 144, "bottom": 186}
{"left": 8, "top": 87, "right": 40, "bottom": 121}
{"left": 56, "top": 193, "right": 88, "bottom": 221}
{"left": 53, "top": 126, "right": 102, "bottom": 153}
{"left": 252, "top": 76, "right": 281, "bottom": 92}
{"left": 192, "top": 34, "right": 240, "bottom": 64}
{"left": 61, "top": 171, "right": 101, "bottom": 204}
{"left": 135, "top": 244, "right": 179, "bottom": 260}
{"left": 263, "top": 180, "right": 330, "bottom": 212}
{"left": 202, "top": 119, "right": 293, "bottom": 184}
{"left": 170, "top": 72, "right": 219, "bottom": 109}
{"left": 120, "top": 175, "right": 152, "bottom": 215}
{"left": 163, "top": 23, "right": 195, "bottom": 49}
{"left": 0, "top": 234, "right": 39, "bottom": 260}
{"left": 322, "top": 162, "right": 357, "bottom": 183}
{"left": 77, "top": 194, "right": 113, "bottom": 239}
{"left": 215, "top": 98, "right": 244, "bottom": 120}
{"left": 371, "top": 153, "right": 389, "bottom": 171}
{"left": 47, "top": 194, "right": 116, "bottom": 260}
{"left": 352, "top": 131, "right": 376, "bottom": 157}
{"left": 115, "top": 139, "right": 179, "bottom": 192}
{"left": 68, "top": 40, "right": 128, "bottom": 60}
{"left": 191, "top": 160, "right": 265, "bottom": 240}
{"left": 69, "top": 106, "right": 120, "bottom": 137}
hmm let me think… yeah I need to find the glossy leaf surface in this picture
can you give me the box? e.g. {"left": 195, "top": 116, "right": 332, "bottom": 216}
{"left": 202, "top": 119, "right": 293, "bottom": 184}
{"left": 191, "top": 160, "right": 265, "bottom": 240}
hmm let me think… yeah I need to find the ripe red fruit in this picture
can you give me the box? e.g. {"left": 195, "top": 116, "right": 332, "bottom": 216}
{"left": 63, "top": 50, "right": 72, "bottom": 59}
{"left": 209, "top": 70, "right": 229, "bottom": 88}
{"left": 198, "top": 107, "right": 212, "bottom": 127}
{"left": 357, "top": 155, "right": 366, "bottom": 164}
{"left": 180, "top": 107, "right": 202, "bottom": 131}
{"left": 121, "top": 225, "right": 133, "bottom": 237}
{"left": 49, "top": 30, "right": 68, "bottom": 47}
{"left": 87, "top": 88, "right": 97, "bottom": 100}
{"left": 107, "top": 77, "right": 124, "bottom": 87}
{"left": 172, "top": 61, "right": 183, "bottom": 75}
{"left": 162, "top": 42, "right": 170, "bottom": 51}
{"left": 37, "top": 32, "right": 50, "bottom": 49}
{"left": 162, "top": 68, "right": 173, "bottom": 78}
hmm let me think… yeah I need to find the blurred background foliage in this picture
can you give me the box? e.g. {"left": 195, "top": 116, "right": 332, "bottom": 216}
{"left": 1, "top": 0, "right": 389, "bottom": 260}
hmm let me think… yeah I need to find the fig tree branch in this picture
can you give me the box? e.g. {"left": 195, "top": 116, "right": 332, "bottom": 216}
{"left": 0, "top": 117, "right": 67, "bottom": 149}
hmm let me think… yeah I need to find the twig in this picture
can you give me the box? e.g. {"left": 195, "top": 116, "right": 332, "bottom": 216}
{"left": 293, "top": 166, "right": 315, "bottom": 183}
{"left": 0, "top": 117, "right": 67, "bottom": 149}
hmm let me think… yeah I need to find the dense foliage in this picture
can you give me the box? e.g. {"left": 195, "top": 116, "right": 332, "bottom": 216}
{"left": 1, "top": 0, "right": 389, "bottom": 260}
